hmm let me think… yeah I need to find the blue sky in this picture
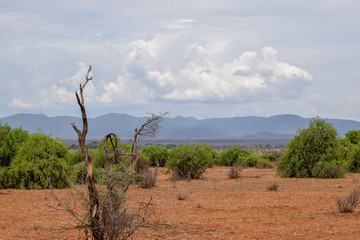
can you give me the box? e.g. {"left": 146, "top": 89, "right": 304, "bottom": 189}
{"left": 1, "top": 0, "right": 359, "bottom": 120}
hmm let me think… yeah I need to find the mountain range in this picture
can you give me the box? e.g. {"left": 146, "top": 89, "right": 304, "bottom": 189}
{"left": 1, "top": 113, "right": 360, "bottom": 140}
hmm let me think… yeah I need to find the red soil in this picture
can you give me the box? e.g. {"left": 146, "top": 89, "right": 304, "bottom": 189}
{"left": 1, "top": 167, "right": 360, "bottom": 239}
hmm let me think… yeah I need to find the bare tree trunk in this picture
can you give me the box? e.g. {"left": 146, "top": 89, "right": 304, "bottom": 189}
{"left": 71, "top": 65, "right": 103, "bottom": 239}
{"left": 130, "top": 113, "right": 168, "bottom": 169}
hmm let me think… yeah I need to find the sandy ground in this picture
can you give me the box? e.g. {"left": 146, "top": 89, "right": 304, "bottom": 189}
{"left": 1, "top": 167, "right": 360, "bottom": 239}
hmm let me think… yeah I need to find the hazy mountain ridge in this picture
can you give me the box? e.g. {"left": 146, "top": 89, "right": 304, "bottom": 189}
{"left": 1, "top": 113, "right": 359, "bottom": 140}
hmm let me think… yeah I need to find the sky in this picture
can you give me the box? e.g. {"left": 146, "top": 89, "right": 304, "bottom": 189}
{"left": 1, "top": 0, "right": 360, "bottom": 120}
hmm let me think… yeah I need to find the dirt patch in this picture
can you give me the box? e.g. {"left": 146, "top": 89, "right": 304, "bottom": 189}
{"left": 1, "top": 167, "right": 360, "bottom": 239}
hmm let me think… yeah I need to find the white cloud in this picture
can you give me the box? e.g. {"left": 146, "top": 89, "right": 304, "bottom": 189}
{"left": 10, "top": 98, "right": 33, "bottom": 108}
{"left": 99, "top": 32, "right": 312, "bottom": 104}
{"left": 61, "top": 62, "right": 91, "bottom": 87}
{"left": 99, "top": 74, "right": 153, "bottom": 104}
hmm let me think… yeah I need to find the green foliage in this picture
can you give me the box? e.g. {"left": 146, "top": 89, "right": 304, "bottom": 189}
{"left": 167, "top": 144, "right": 213, "bottom": 179}
{"left": 68, "top": 148, "right": 84, "bottom": 166}
{"left": 311, "top": 161, "right": 345, "bottom": 178}
{"left": 277, "top": 118, "right": 345, "bottom": 178}
{"left": 92, "top": 138, "right": 131, "bottom": 169}
{"left": 141, "top": 145, "right": 169, "bottom": 167}
{"left": 0, "top": 123, "right": 29, "bottom": 167}
{"left": 345, "top": 130, "right": 360, "bottom": 145}
{"left": 194, "top": 144, "right": 218, "bottom": 167}
{"left": 217, "top": 146, "right": 251, "bottom": 166}
{"left": 348, "top": 146, "right": 360, "bottom": 173}
{"left": 262, "top": 152, "right": 277, "bottom": 162}
{"left": 242, "top": 155, "right": 271, "bottom": 168}
{"left": 0, "top": 132, "right": 71, "bottom": 189}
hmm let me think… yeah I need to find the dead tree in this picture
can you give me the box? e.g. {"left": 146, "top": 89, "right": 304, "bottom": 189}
{"left": 71, "top": 65, "right": 103, "bottom": 239}
{"left": 69, "top": 65, "right": 166, "bottom": 239}
{"left": 131, "top": 112, "right": 168, "bottom": 169}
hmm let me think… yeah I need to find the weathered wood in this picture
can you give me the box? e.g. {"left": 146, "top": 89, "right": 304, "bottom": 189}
{"left": 71, "top": 65, "right": 103, "bottom": 240}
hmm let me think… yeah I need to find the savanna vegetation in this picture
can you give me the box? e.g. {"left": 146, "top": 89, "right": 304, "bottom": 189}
{"left": 2, "top": 66, "right": 360, "bottom": 239}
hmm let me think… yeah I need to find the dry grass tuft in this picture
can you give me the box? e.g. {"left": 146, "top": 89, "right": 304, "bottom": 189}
{"left": 228, "top": 166, "right": 242, "bottom": 179}
{"left": 139, "top": 168, "right": 158, "bottom": 189}
{"left": 267, "top": 181, "right": 279, "bottom": 191}
{"left": 337, "top": 188, "right": 360, "bottom": 213}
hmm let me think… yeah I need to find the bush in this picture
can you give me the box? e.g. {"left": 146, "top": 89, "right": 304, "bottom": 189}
{"left": 345, "top": 130, "right": 360, "bottom": 145}
{"left": 167, "top": 144, "right": 211, "bottom": 179}
{"left": 138, "top": 168, "right": 158, "bottom": 188}
{"left": 0, "top": 123, "right": 29, "bottom": 167}
{"left": 267, "top": 182, "right": 279, "bottom": 191}
{"left": 277, "top": 118, "right": 345, "bottom": 178}
{"left": 141, "top": 145, "right": 169, "bottom": 167}
{"left": 228, "top": 165, "right": 242, "bottom": 179}
{"left": 92, "top": 138, "right": 131, "bottom": 169}
{"left": 337, "top": 188, "right": 360, "bottom": 213}
{"left": 218, "top": 146, "right": 251, "bottom": 166}
{"left": 348, "top": 146, "right": 360, "bottom": 173}
{"left": 255, "top": 158, "right": 271, "bottom": 169}
{"left": 311, "top": 161, "right": 345, "bottom": 178}
{"left": 0, "top": 132, "right": 71, "bottom": 189}
{"left": 194, "top": 144, "right": 218, "bottom": 167}
{"left": 68, "top": 148, "right": 84, "bottom": 166}
{"left": 262, "top": 152, "right": 277, "bottom": 162}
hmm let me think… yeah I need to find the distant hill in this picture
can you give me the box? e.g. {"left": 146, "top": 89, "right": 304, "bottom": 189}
{"left": 1, "top": 113, "right": 360, "bottom": 140}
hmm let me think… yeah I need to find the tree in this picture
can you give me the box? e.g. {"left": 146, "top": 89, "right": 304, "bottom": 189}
{"left": 0, "top": 123, "right": 29, "bottom": 167}
{"left": 70, "top": 65, "right": 103, "bottom": 238}
{"left": 68, "top": 65, "right": 165, "bottom": 239}
{"left": 0, "top": 132, "right": 71, "bottom": 189}
{"left": 345, "top": 130, "right": 360, "bottom": 145}
{"left": 167, "top": 144, "right": 213, "bottom": 179}
{"left": 217, "top": 146, "right": 251, "bottom": 166}
{"left": 277, "top": 117, "right": 345, "bottom": 178}
{"left": 141, "top": 145, "right": 169, "bottom": 167}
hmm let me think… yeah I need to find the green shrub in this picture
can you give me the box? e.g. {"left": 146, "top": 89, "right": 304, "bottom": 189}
{"left": 345, "top": 130, "right": 360, "bottom": 145}
{"left": 0, "top": 123, "right": 29, "bottom": 167}
{"left": 0, "top": 132, "right": 71, "bottom": 189}
{"left": 262, "top": 152, "right": 277, "bottom": 162}
{"left": 194, "top": 144, "right": 218, "bottom": 167}
{"left": 243, "top": 155, "right": 270, "bottom": 168}
{"left": 277, "top": 118, "right": 345, "bottom": 178}
{"left": 141, "top": 145, "right": 169, "bottom": 167}
{"left": 348, "top": 146, "right": 360, "bottom": 173}
{"left": 218, "top": 146, "right": 251, "bottom": 166}
{"left": 68, "top": 148, "right": 84, "bottom": 166}
{"left": 255, "top": 158, "right": 271, "bottom": 169}
{"left": 311, "top": 161, "right": 345, "bottom": 178}
{"left": 167, "top": 144, "right": 211, "bottom": 179}
{"left": 92, "top": 138, "right": 131, "bottom": 169}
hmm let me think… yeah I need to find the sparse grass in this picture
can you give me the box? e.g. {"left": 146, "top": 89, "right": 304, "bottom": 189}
{"left": 267, "top": 181, "right": 279, "bottom": 191}
{"left": 337, "top": 188, "right": 360, "bottom": 213}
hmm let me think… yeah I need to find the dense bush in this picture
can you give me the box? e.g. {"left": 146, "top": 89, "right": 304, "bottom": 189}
{"left": 217, "top": 146, "right": 251, "bottom": 166}
{"left": 345, "top": 130, "right": 360, "bottom": 145}
{"left": 167, "top": 144, "right": 213, "bottom": 179}
{"left": 277, "top": 118, "right": 345, "bottom": 178}
{"left": 0, "top": 123, "right": 29, "bottom": 167}
{"left": 194, "top": 144, "right": 218, "bottom": 167}
{"left": 141, "top": 145, "right": 169, "bottom": 167}
{"left": 0, "top": 132, "right": 71, "bottom": 189}
{"left": 348, "top": 146, "right": 360, "bottom": 173}
{"left": 92, "top": 137, "right": 131, "bottom": 169}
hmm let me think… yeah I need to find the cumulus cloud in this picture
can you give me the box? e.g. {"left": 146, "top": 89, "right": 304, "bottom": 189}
{"left": 99, "top": 32, "right": 312, "bottom": 104}
{"left": 10, "top": 98, "right": 34, "bottom": 108}
{"left": 39, "top": 62, "right": 97, "bottom": 108}
{"left": 61, "top": 62, "right": 91, "bottom": 87}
